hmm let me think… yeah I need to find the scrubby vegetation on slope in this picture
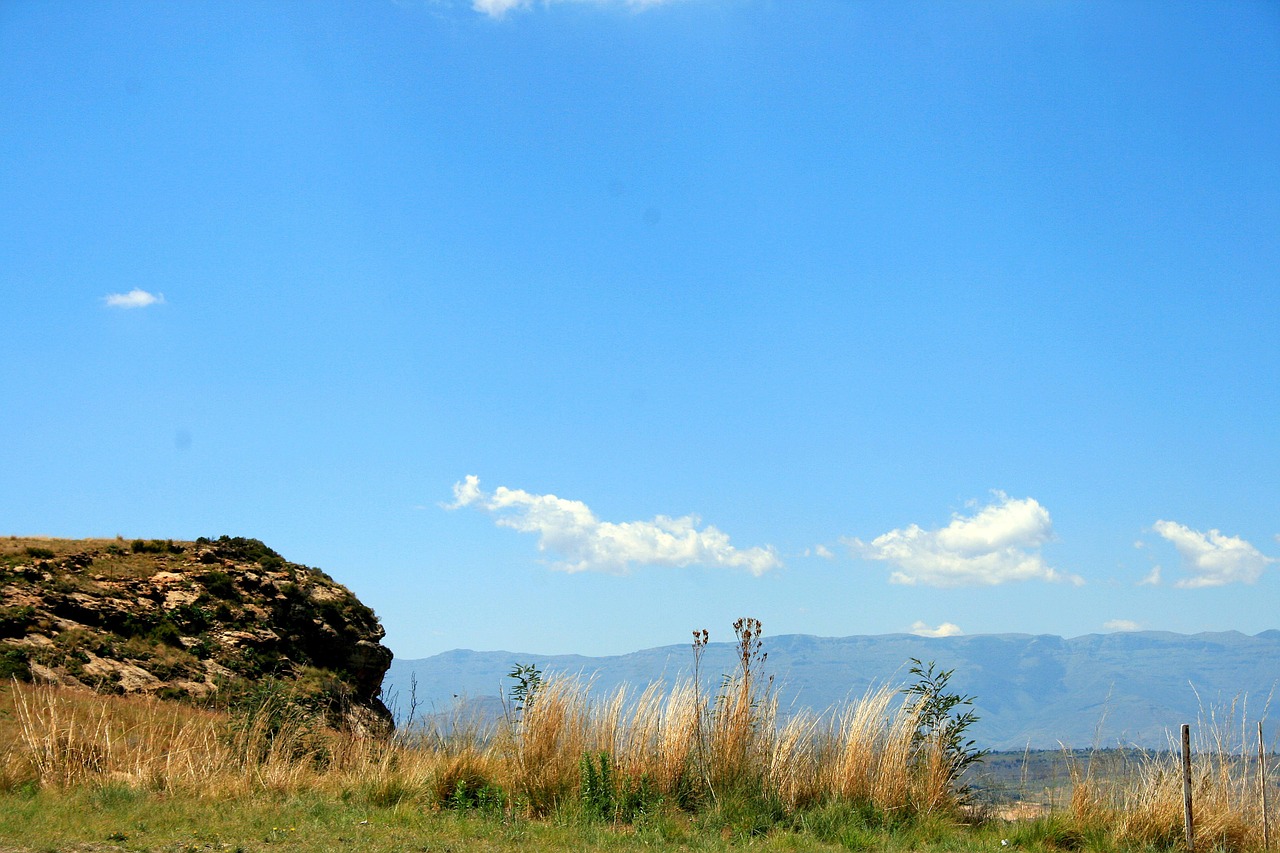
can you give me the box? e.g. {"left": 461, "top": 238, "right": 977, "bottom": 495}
{"left": 0, "top": 535, "right": 392, "bottom": 734}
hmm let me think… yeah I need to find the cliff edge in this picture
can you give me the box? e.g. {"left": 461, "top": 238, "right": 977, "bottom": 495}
{"left": 0, "top": 536, "right": 393, "bottom": 736}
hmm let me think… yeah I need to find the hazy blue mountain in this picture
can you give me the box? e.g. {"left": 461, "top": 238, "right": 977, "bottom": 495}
{"left": 383, "top": 630, "right": 1280, "bottom": 750}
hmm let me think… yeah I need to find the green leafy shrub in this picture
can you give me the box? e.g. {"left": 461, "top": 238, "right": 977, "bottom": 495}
{"left": 579, "top": 751, "right": 615, "bottom": 820}
{"left": 0, "top": 647, "right": 32, "bottom": 681}
{"left": 205, "top": 536, "right": 285, "bottom": 570}
{"left": 169, "top": 603, "right": 212, "bottom": 634}
{"left": 199, "top": 570, "right": 240, "bottom": 602}
{"left": 507, "top": 663, "right": 542, "bottom": 722}
{"left": 579, "top": 751, "right": 661, "bottom": 823}
{"left": 444, "top": 777, "right": 506, "bottom": 813}
{"left": 0, "top": 605, "right": 36, "bottom": 639}
{"left": 23, "top": 546, "right": 55, "bottom": 559}
{"left": 902, "top": 658, "right": 989, "bottom": 801}
{"left": 130, "top": 539, "right": 184, "bottom": 554}
{"left": 148, "top": 619, "right": 183, "bottom": 648}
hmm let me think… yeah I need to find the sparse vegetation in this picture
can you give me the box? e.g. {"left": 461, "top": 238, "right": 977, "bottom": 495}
{"left": 2, "top": 553, "right": 1276, "bottom": 853}
{"left": 0, "top": 535, "right": 393, "bottom": 736}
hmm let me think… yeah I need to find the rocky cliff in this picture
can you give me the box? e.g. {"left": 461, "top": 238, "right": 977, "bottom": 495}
{"left": 0, "top": 536, "right": 393, "bottom": 736}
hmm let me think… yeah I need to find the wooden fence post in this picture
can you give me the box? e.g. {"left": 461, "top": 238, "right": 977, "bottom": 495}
{"left": 1182, "top": 723, "right": 1194, "bottom": 853}
{"left": 1262, "top": 722, "right": 1271, "bottom": 852}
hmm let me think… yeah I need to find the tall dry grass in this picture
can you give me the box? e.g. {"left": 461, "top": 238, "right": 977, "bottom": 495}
{"left": 1069, "top": 698, "right": 1274, "bottom": 853}
{"left": 6, "top": 675, "right": 1274, "bottom": 851}
{"left": 2, "top": 671, "right": 957, "bottom": 820}
{"left": 1, "top": 680, "right": 446, "bottom": 800}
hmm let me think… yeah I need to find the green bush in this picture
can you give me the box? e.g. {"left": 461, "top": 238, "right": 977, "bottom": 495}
{"left": 579, "top": 751, "right": 615, "bottom": 820}
{"left": 444, "top": 777, "right": 506, "bottom": 813}
{"left": 23, "top": 546, "right": 55, "bottom": 559}
{"left": 130, "top": 539, "right": 184, "bottom": 554}
{"left": 0, "top": 648, "right": 32, "bottom": 681}
{"left": 169, "top": 603, "right": 212, "bottom": 634}
{"left": 0, "top": 605, "right": 36, "bottom": 639}
{"left": 205, "top": 536, "right": 285, "bottom": 569}
{"left": 199, "top": 570, "right": 241, "bottom": 602}
{"left": 149, "top": 619, "right": 183, "bottom": 648}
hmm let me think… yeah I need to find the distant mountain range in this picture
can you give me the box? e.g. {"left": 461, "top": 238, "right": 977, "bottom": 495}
{"left": 383, "top": 630, "right": 1280, "bottom": 751}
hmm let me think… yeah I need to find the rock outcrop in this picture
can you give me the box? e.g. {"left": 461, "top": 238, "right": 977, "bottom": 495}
{"left": 0, "top": 536, "right": 393, "bottom": 736}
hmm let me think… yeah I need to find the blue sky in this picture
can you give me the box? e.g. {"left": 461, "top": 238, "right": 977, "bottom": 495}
{"left": 2, "top": 1, "right": 1277, "bottom": 659}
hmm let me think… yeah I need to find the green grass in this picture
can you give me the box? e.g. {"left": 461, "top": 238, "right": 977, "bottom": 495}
{"left": 0, "top": 785, "right": 1090, "bottom": 853}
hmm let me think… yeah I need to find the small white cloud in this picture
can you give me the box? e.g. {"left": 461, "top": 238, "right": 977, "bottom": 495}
{"left": 447, "top": 474, "right": 485, "bottom": 509}
{"left": 1153, "top": 520, "right": 1274, "bottom": 588}
{"left": 848, "top": 493, "right": 1081, "bottom": 587}
{"left": 447, "top": 475, "right": 781, "bottom": 576}
{"left": 910, "top": 620, "right": 964, "bottom": 638}
{"left": 1104, "top": 619, "right": 1141, "bottom": 632}
{"left": 473, "top": 0, "right": 682, "bottom": 18}
{"left": 104, "top": 289, "right": 164, "bottom": 309}
{"left": 1138, "top": 565, "right": 1162, "bottom": 586}
{"left": 472, "top": 0, "right": 529, "bottom": 16}
{"left": 804, "top": 544, "right": 835, "bottom": 560}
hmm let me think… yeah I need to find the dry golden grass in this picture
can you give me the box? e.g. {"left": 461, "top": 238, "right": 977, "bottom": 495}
{"left": 1068, "top": 705, "right": 1272, "bottom": 853}
{"left": 7, "top": 675, "right": 1271, "bottom": 853}
{"left": 0, "top": 672, "right": 955, "bottom": 819}
{"left": 0, "top": 534, "right": 191, "bottom": 580}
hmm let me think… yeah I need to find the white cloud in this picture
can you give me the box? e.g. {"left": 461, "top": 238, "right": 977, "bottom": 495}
{"left": 1103, "top": 619, "right": 1141, "bottom": 632}
{"left": 473, "top": 0, "right": 681, "bottom": 18}
{"left": 1138, "top": 565, "right": 1162, "bottom": 586}
{"left": 848, "top": 493, "right": 1081, "bottom": 588}
{"left": 104, "top": 289, "right": 164, "bottom": 308}
{"left": 473, "top": 0, "right": 528, "bottom": 16}
{"left": 447, "top": 475, "right": 781, "bottom": 576}
{"left": 910, "top": 620, "right": 963, "bottom": 638}
{"left": 804, "top": 544, "right": 835, "bottom": 560}
{"left": 1152, "top": 520, "right": 1274, "bottom": 588}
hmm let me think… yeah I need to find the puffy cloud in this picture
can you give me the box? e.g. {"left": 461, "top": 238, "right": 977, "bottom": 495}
{"left": 804, "top": 544, "right": 835, "bottom": 560}
{"left": 910, "top": 621, "right": 963, "bottom": 638}
{"left": 849, "top": 493, "right": 1080, "bottom": 587}
{"left": 447, "top": 475, "right": 781, "bottom": 575}
{"left": 1104, "top": 619, "right": 1141, "bottom": 632}
{"left": 104, "top": 289, "right": 164, "bottom": 308}
{"left": 1152, "top": 520, "right": 1274, "bottom": 588}
{"left": 473, "top": 0, "right": 681, "bottom": 18}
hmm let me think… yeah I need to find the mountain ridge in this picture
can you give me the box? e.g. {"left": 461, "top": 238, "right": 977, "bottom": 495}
{"left": 385, "top": 629, "right": 1280, "bottom": 751}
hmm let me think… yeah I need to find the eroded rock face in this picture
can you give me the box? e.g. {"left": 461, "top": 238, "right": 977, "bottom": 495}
{"left": 0, "top": 536, "right": 394, "bottom": 736}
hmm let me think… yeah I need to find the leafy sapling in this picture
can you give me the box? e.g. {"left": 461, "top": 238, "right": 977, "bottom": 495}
{"left": 902, "top": 658, "right": 990, "bottom": 799}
